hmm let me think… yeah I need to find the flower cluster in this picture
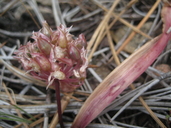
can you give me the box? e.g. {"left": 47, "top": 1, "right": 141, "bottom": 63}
{"left": 14, "top": 22, "right": 88, "bottom": 92}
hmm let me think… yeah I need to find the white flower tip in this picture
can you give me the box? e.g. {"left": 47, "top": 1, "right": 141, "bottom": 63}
{"left": 53, "top": 71, "right": 65, "bottom": 80}
{"left": 73, "top": 70, "right": 81, "bottom": 78}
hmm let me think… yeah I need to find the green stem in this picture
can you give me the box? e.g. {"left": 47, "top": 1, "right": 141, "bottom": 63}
{"left": 54, "top": 79, "right": 64, "bottom": 128}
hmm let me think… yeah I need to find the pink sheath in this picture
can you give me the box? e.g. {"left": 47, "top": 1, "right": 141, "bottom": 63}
{"left": 71, "top": 5, "right": 171, "bottom": 128}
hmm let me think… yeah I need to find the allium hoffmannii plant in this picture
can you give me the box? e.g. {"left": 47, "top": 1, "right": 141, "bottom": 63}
{"left": 71, "top": 2, "right": 171, "bottom": 128}
{"left": 14, "top": 22, "right": 88, "bottom": 92}
{"left": 14, "top": 22, "right": 88, "bottom": 127}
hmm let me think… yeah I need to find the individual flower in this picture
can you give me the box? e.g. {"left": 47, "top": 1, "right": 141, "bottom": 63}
{"left": 14, "top": 21, "right": 88, "bottom": 92}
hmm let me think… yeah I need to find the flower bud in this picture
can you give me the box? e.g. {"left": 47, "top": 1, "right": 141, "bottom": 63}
{"left": 41, "top": 21, "right": 52, "bottom": 37}
{"left": 58, "top": 29, "right": 67, "bottom": 48}
{"left": 68, "top": 44, "right": 80, "bottom": 60}
{"left": 37, "top": 39, "right": 51, "bottom": 56}
{"left": 30, "top": 60, "right": 41, "bottom": 72}
{"left": 19, "top": 58, "right": 32, "bottom": 70}
{"left": 32, "top": 54, "right": 51, "bottom": 72}
{"left": 52, "top": 71, "right": 65, "bottom": 80}
{"left": 76, "top": 34, "right": 87, "bottom": 49}
{"left": 32, "top": 32, "right": 50, "bottom": 43}
{"left": 58, "top": 58, "right": 73, "bottom": 66}
{"left": 54, "top": 46, "right": 66, "bottom": 59}
{"left": 51, "top": 32, "right": 58, "bottom": 45}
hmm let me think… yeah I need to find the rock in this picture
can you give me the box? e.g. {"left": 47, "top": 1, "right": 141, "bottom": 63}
{"left": 113, "top": 22, "right": 153, "bottom": 53}
{"left": 155, "top": 64, "right": 171, "bottom": 74}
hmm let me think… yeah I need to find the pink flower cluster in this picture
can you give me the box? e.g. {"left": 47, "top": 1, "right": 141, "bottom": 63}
{"left": 14, "top": 22, "right": 88, "bottom": 92}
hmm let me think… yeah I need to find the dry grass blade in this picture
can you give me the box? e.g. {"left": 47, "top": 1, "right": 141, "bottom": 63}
{"left": 14, "top": 114, "right": 43, "bottom": 128}
{"left": 52, "top": 0, "right": 66, "bottom": 26}
{"left": 88, "top": 0, "right": 152, "bottom": 61}
{"left": 19, "top": 0, "right": 41, "bottom": 29}
{"left": 2, "top": 82, "right": 29, "bottom": 128}
{"left": 0, "top": 42, "right": 7, "bottom": 48}
{"left": 107, "top": 29, "right": 120, "bottom": 65}
{"left": 0, "top": 0, "right": 19, "bottom": 16}
{"left": 87, "top": 0, "right": 121, "bottom": 61}
{"left": 0, "top": 59, "right": 53, "bottom": 89}
{"left": 116, "top": 0, "right": 161, "bottom": 54}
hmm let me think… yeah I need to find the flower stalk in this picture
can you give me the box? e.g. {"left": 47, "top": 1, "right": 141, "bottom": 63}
{"left": 54, "top": 79, "right": 64, "bottom": 128}
{"left": 71, "top": 2, "right": 171, "bottom": 128}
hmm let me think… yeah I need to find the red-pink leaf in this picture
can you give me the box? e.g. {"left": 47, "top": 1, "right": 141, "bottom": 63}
{"left": 71, "top": 3, "right": 171, "bottom": 128}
